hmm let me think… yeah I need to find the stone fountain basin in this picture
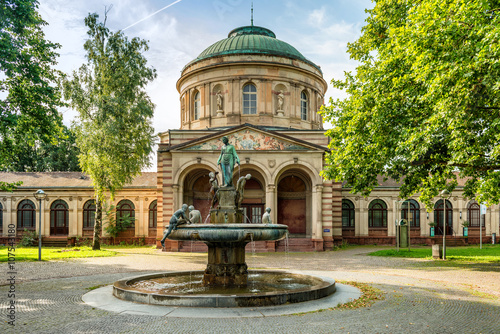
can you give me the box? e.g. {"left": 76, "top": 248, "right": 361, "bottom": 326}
{"left": 167, "top": 223, "right": 288, "bottom": 243}
{"left": 113, "top": 270, "right": 336, "bottom": 307}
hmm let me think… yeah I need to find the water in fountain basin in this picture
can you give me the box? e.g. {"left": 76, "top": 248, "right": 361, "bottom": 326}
{"left": 128, "top": 272, "right": 325, "bottom": 295}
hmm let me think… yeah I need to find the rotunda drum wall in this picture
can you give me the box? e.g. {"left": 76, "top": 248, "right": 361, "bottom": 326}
{"left": 177, "top": 25, "right": 327, "bottom": 131}
{"left": 178, "top": 58, "right": 326, "bottom": 131}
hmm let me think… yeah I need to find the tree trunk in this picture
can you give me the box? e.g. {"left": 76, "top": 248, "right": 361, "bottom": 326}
{"left": 92, "top": 195, "right": 102, "bottom": 250}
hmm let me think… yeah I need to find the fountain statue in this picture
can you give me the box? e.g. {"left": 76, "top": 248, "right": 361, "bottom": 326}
{"left": 113, "top": 137, "right": 336, "bottom": 307}
{"left": 169, "top": 137, "right": 288, "bottom": 286}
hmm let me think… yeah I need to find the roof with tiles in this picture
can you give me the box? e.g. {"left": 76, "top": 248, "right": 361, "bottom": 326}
{"left": 0, "top": 172, "right": 157, "bottom": 189}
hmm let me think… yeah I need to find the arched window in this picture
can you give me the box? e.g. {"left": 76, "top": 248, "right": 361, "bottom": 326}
{"left": 368, "top": 199, "right": 387, "bottom": 227}
{"left": 117, "top": 200, "right": 135, "bottom": 227}
{"left": 83, "top": 200, "right": 95, "bottom": 230}
{"left": 17, "top": 199, "right": 36, "bottom": 230}
{"left": 434, "top": 199, "right": 452, "bottom": 235}
{"left": 243, "top": 83, "right": 257, "bottom": 114}
{"left": 401, "top": 199, "right": 420, "bottom": 227}
{"left": 300, "top": 91, "right": 308, "bottom": 120}
{"left": 467, "top": 201, "right": 482, "bottom": 227}
{"left": 50, "top": 199, "right": 69, "bottom": 235}
{"left": 342, "top": 199, "right": 355, "bottom": 228}
{"left": 149, "top": 200, "right": 157, "bottom": 228}
{"left": 193, "top": 91, "right": 200, "bottom": 120}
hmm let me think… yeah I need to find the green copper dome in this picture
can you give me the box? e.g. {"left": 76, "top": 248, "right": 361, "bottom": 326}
{"left": 187, "top": 26, "right": 321, "bottom": 72}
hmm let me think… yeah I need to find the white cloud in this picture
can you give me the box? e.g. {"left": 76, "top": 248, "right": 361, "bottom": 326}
{"left": 308, "top": 7, "right": 326, "bottom": 26}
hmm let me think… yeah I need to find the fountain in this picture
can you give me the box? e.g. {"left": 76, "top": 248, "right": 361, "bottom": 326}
{"left": 113, "top": 137, "right": 336, "bottom": 307}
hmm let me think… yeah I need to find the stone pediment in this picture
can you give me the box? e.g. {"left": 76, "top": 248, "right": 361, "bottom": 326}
{"left": 178, "top": 127, "right": 321, "bottom": 151}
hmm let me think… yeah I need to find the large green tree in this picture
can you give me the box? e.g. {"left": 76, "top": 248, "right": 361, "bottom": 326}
{"left": 321, "top": 0, "right": 500, "bottom": 207}
{"left": 4, "top": 124, "right": 81, "bottom": 172}
{"left": 0, "top": 0, "right": 65, "bottom": 189}
{"left": 63, "top": 12, "right": 156, "bottom": 250}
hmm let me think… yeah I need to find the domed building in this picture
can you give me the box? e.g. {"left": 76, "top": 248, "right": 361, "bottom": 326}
{"left": 0, "top": 24, "right": 497, "bottom": 249}
{"left": 158, "top": 24, "right": 341, "bottom": 251}
{"left": 177, "top": 25, "right": 326, "bottom": 131}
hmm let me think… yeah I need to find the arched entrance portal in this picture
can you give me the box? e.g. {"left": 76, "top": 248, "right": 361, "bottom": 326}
{"left": 183, "top": 169, "right": 212, "bottom": 223}
{"left": 277, "top": 172, "right": 310, "bottom": 236}
{"left": 235, "top": 168, "right": 265, "bottom": 224}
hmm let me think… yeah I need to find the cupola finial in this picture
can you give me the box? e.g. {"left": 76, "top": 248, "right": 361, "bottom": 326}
{"left": 251, "top": 2, "right": 254, "bottom": 26}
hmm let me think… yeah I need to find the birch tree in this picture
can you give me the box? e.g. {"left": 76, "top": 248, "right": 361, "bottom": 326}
{"left": 64, "top": 11, "right": 156, "bottom": 250}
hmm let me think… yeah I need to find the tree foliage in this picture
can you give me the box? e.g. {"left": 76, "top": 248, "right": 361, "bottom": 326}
{"left": 321, "top": 0, "right": 500, "bottom": 207}
{"left": 0, "top": 0, "right": 65, "bottom": 189}
{"left": 103, "top": 203, "right": 134, "bottom": 244}
{"left": 63, "top": 11, "right": 156, "bottom": 250}
{"left": 3, "top": 124, "right": 81, "bottom": 172}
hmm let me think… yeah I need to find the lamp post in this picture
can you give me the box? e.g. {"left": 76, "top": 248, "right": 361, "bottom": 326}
{"left": 441, "top": 190, "right": 449, "bottom": 260}
{"left": 396, "top": 199, "right": 405, "bottom": 252}
{"left": 33, "top": 189, "right": 47, "bottom": 261}
{"left": 407, "top": 199, "right": 411, "bottom": 251}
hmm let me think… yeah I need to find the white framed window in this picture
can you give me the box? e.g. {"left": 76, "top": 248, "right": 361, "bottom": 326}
{"left": 243, "top": 83, "right": 257, "bottom": 114}
{"left": 194, "top": 91, "right": 200, "bottom": 120}
{"left": 301, "top": 91, "right": 308, "bottom": 120}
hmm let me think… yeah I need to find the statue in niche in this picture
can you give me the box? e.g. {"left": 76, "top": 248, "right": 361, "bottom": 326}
{"left": 161, "top": 204, "right": 191, "bottom": 247}
{"left": 217, "top": 136, "right": 240, "bottom": 187}
{"left": 209, "top": 171, "right": 220, "bottom": 208}
{"left": 277, "top": 90, "right": 284, "bottom": 111}
{"left": 235, "top": 174, "right": 251, "bottom": 209}
{"left": 188, "top": 205, "right": 202, "bottom": 224}
{"left": 262, "top": 207, "right": 272, "bottom": 224}
{"left": 216, "top": 90, "right": 223, "bottom": 110}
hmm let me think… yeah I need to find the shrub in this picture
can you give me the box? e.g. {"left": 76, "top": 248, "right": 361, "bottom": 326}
{"left": 19, "top": 229, "right": 38, "bottom": 247}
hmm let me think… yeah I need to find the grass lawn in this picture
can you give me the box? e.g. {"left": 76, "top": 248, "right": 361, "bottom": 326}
{"left": 0, "top": 246, "right": 117, "bottom": 262}
{"left": 368, "top": 245, "right": 500, "bottom": 263}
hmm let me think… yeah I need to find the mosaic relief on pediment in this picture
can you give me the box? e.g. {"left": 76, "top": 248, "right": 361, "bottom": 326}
{"left": 183, "top": 130, "right": 309, "bottom": 151}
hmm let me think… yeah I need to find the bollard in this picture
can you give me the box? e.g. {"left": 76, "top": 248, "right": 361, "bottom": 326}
{"left": 432, "top": 244, "right": 442, "bottom": 259}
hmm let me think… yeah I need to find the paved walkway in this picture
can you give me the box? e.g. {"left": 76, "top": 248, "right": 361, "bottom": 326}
{"left": 1, "top": 246, "right": 499, "bottom": 333}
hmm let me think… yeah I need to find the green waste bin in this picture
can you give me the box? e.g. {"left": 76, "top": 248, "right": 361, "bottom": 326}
{"left": 399, "top": 225, "right": 408, "bottom": 248}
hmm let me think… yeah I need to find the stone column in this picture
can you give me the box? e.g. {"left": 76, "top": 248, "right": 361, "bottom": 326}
{"left": 185, "top": 90, "right": 191, "bottom": 127}
{"left": 43, "top": 199, "right": 49, "bottom": 237}
{"left": 421, "top": 208, "right": 428, "bottom": 236}
{"left": 4, "top": 198, "right": 12, "bottom": 237}
{"left": 311, "top": 185, "right": 323, "bottom": 239}
{"left": 172, "top": 185, "right": 180, "bottom": 212}
{"left": 265, "top": 184, "right": 276, "bottom": 223}
{"left": 354, "top": 198, "right": 361, "bottom": 236}
{"left": 491, "top": 205, "right": 499, "bottom": 236}
{"left": 359, "top": 198, "right": 368, "bottom": 236}
{"left": 137, "top": 197, "right": 143, "bottom": 237}
{"left": 69, "top": 196, "right": 77, "bottom": 237}
{"left": 390, "top": 198, "right": 398, "bottom": 237}
{"left": 10, "top": 198, "right": 16, "bottom": 235}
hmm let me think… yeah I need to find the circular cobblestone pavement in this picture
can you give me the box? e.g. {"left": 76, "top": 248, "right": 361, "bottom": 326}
{"left": 1, "top": 246, "right": 499, "bottom": 333}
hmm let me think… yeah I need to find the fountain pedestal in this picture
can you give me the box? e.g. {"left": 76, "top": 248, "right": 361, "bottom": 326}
{"left": 210, "top": 186, "right": 244, "bottom": 224}
{"left": 203, "top": 242, "right": 248, "bottom": 286}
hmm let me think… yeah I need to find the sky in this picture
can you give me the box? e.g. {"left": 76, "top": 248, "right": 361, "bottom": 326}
{"left": 37, "top": 0, "right": 373, "bottom": 169}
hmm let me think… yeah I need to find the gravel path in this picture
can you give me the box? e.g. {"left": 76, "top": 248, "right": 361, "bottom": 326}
{"left": 1, "top": 246, "right": 499, "bottom": 333}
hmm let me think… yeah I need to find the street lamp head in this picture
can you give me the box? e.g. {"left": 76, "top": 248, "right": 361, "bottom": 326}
{"left": 440, "top": 189, "right": 450, "bottom": 198}
{"left": 34, "top": 189, "right": 47, "bottom": 200}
